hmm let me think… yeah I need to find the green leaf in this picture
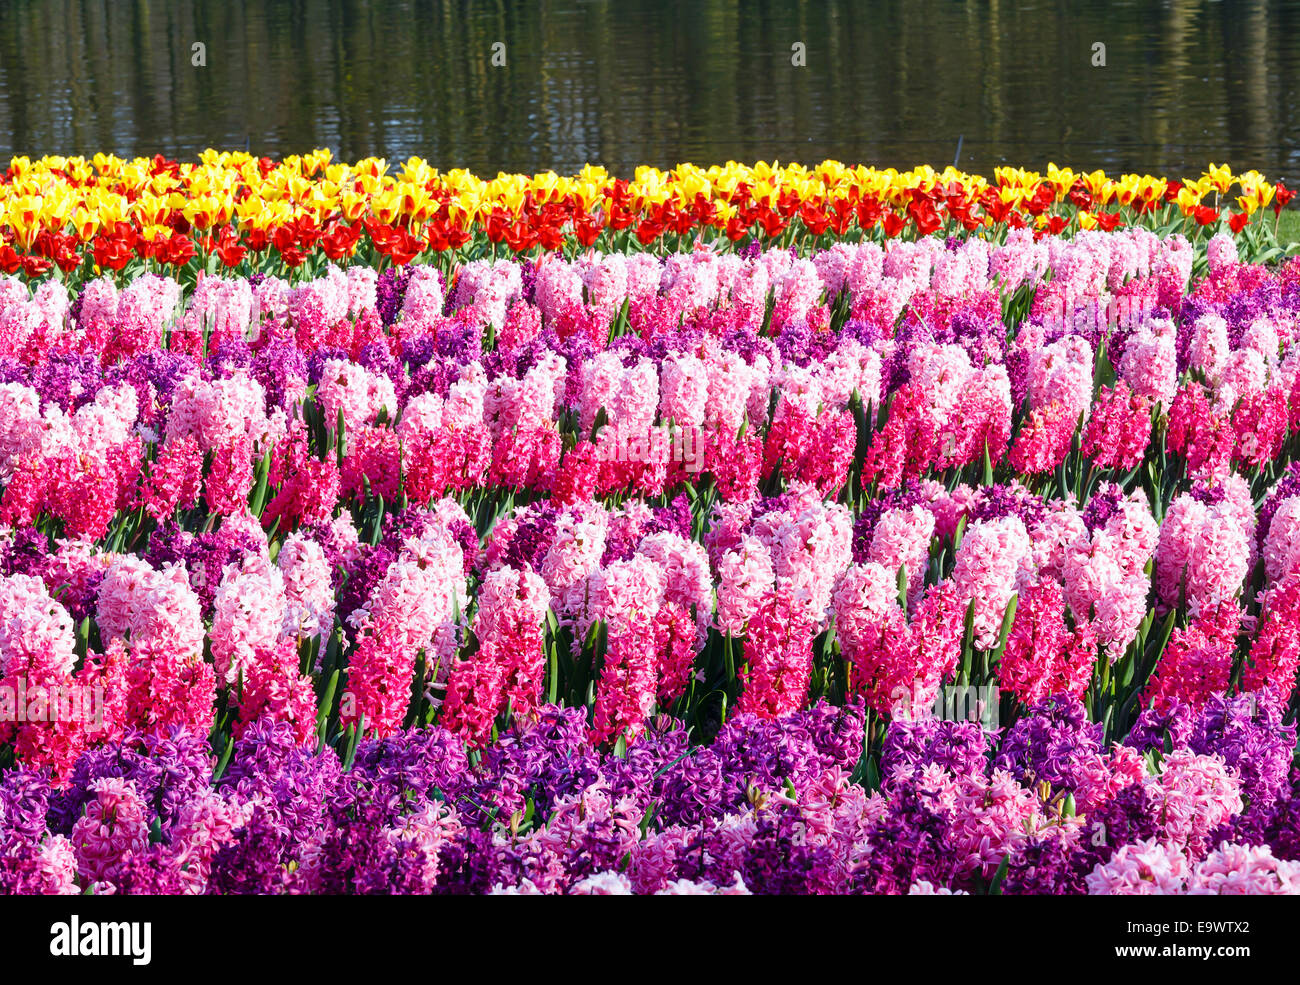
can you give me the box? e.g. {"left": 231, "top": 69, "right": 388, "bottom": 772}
{"left": 960, "top": 598, "right": 977, "bottom": 683}
{"left": 343, "top": 715, "right": 364, "bottom": 770}
{"left": 336, "top": 407, "right": 347, "bottom": 470}
{"left": 211, "top": 735, "right": 234, "bottom": 783}
{"left": 988, "top": 855, "right": 1011, "bottom": 895}
{"left": 249, "top": 447, "right": 274, "bottom": 515}
{"left": 989, "top": 592, "right": 1018, "bottom": 667}
{"left": 1092, "top": 340, "right": 1116, "bottom": 394}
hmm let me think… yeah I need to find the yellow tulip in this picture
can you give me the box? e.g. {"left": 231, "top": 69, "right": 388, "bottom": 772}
{"left": 1175, "top": 185, "right": 1204, "bottom": 215}
{"left": 1046, "top": 163, "right": 1076, "bottom": 196}
{"left": 1205, "top": 163, "right": 1234, "bottom": 195}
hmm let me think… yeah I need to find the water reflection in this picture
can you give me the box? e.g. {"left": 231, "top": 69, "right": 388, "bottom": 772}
{"left": 0, "top": 0, "right": 1296, "bottom": 180}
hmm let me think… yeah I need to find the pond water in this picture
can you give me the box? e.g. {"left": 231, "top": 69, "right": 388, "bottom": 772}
{"left": 1, "top": 0, "right": 1298, "bottom": 180}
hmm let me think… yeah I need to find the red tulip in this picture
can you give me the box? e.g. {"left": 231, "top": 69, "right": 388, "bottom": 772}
{"left": 573, "top": 212, "right": 603, "bottom": 247}
{"left": 1275, "top": 182, "right": 1295, "bottom": 215}
{"left": 1094, "top": 211, "right": 1124, "bottom": 232}
{"left": 1193, "top": 205, "right": 1220, "bottom": 226}
{"left": 92, "top": 234, "right": 135, "bottom": 271}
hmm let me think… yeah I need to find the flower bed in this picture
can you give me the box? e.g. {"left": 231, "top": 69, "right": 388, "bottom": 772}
{"left": 2, "top": 167, "right": 1300, "bottom": 893}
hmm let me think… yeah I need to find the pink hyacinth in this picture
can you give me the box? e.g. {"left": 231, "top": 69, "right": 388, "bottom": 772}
{"left": 541, "top": 505, "right": 608, "bottom": 611}
{"left": 0, "top": 382, "right": 42, "bottom": 482}
{"left": 702, "top": 344, "right": 762, "bottom": 434}
{"left": 934, "top": 365, "right": 1012, "bottom": 469}
{"left": 638, "top": 531, "right": 713, "bottom": 643}
{"left": 589, "top": 555, "right": 665, "bottom": 743}
{"left": 1144, "top": 601, "right": 1241, "bottom": 711}
{"left": 1063, "top": 487, "right": 1157, "bottom": 653}
{"left": 343, "top": 526, "right": 467, "bottom": 737}
{"left": 862, "top": 383, "right": 939, "bottom": 491}
{"left": 1148, "top": 750, "right": 1243, "bottom": 855}
{"left": 71, "top": 777, "right": 150, "bottom": 886}
{"left": 211, "top": 554, "right": 287, "bottom": 686}
{"left": 909, "top": 343, "right": 973, "bottom": 426}
{"left": 399, "top": 367, "right": 491, "bottom": 501}
{"left": 1008, "top": 400, "right": 1076, "bottom": 474}
{"left": 753, "top": 495, "right": 853, "bottom": 627}
{"left": 277, "top": 531, "right": 336, "bottom": 644}
{"left": 94, "top": 557, "right": 214, "bottom": 739}
{"left": 1028, "top": 334, "right": 1094, "bottom": 420}
{"left": 143, "top": 435, "right": 204, "bottom": 520}
{"left": 871, "top": 581, "right": 965, "bottom": 718}
{"left": 1154, "top": 492, "right": 1250, "bottom": 616}
{"left": 165, "top": 371, "right": 271, "bottom": 452}
{"left": 1081, "top": 382, "right": 1151, "bottom": 471}
{"left": 1241, "top": 572, "right": 1300, "bottom": 704}
{"left": 398, "top": 265, "right": 446, "bottom": 328}
{"left": 442, "top": 565, "right": 552, "bottom": 745}
{"left": 736, "top": 578, "right": 817, "bottom": 720}
{"left": 165, "top": 789, "right": 246, "bottom": 892}
{"left": 1085, "top": 838, "right": 1192, "bottom": 895}
{"left": 261, "top": 441, "right": 340, "bottom": 529}
{"left": 338, "top": 621, "right": 411, "bottom": 737}
{"left": 1186, "top": 841, "right": 1300, "bottom": 894}
{"left": 0, "top": 573, "right": 78, "bottom": 683}
{"left": 1231, "top": 385, "right": 1288, "bottom": 470}
{"left": 1028, "top": 502, "right": 1088, "bottom": 582}
{"left": 452, "top": 258, "right": 522, "bottom": 330}
{"left": 0, "top": 573, "right": 97, "bottom": 779}
{"left": 1167, "top": 380, "right": 1233, "bottom": 480}
{"left": 203, "top": 437, "right": 254, "bottom": 515}
{"left": 234, "top": 636, "right": 317, "bottom": 745}
{"left": 658, "top": 351, "right": 709, "bottom": 428}
{"left": 832, "top": 562, "right": 907, "bottom": 704}
{"left": 1119, "top": 316, "right": 1178, "bottom": 406}
{"left": 654, "top": 600, "right": 698, "bottom": 708}
{"left": 1070, "top": 744, "right": 1148, "bottom": 815}
{"left": 866, "top": 506, "right": 934, "bottom": 606}
{"left": 950, "top": 516, "right": 1032, "bottom": 649}
{"left": 102, "top": 274, "right": 181, "bottom": 364}
{"left": 761, "top": 399, "right": 857, "bottom": 498}
{"left": 715, "top": 534, "right": 774, "bottom": 638}
{"left": 314, "top": 358, "right": 397, "bottom": 432}
{"left": 1189, "top": 314, "right": 1230, "bottom": 380}
{"left": 340, "top": 424, "right": 402, "bottom": 500}
{"left": 944, "top": 768, "right": 1044, "bottom": 878}
{"left": 1206, "top": 230, "right": 1241, "bottom": 279}
{"left": 1000, "top": 581, "right": 1098, "bottom": 705}
{"left": 704, "top": 424, "right": 764, "bottom": 502}
{"left": 14, "top": 836, "right": 80, "bottom": 895}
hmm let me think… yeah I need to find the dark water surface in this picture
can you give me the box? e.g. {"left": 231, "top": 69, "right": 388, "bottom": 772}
{"left": 1, "top": 0, "right": 1299, "bottom": 180}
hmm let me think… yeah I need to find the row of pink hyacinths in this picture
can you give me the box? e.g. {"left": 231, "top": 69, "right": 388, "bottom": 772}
{"left": 0, "top": 225, "right": 1195, "bottom": 364}
{"left": 0, "top": 243, "right": 1281, "bottom": 534}
{"left": 0, "top": 231, "right": 1285, "bottom": 518}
